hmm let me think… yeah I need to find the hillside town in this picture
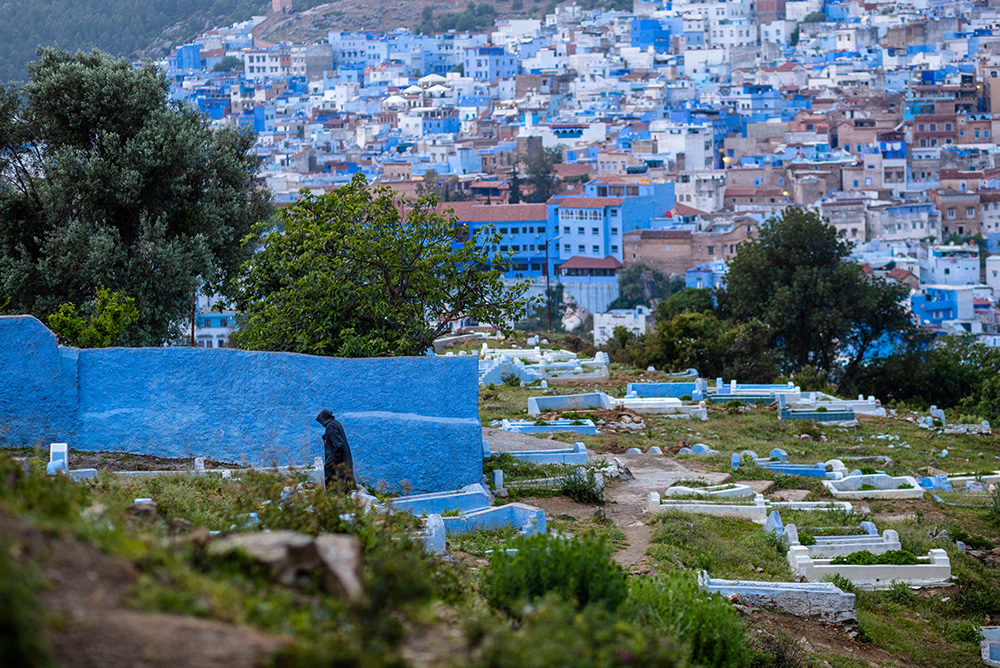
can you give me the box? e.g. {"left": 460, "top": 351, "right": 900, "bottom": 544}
{"left": 162, "top": 0, "right": 1000, "bottom": 347}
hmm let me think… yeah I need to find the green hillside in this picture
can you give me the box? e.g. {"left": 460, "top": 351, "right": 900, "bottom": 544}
{"left": 0, "top": 0, "right": 268, "bottom": 84}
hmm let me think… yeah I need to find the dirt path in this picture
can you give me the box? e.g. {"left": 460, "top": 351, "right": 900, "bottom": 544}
{"left": 604, "top": 454, "right": 731, "bottom": 568}
{"left": 1, "top": 513, "right": 289, "bottom": 667}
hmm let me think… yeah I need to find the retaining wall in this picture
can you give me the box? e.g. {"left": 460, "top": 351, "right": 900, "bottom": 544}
{"left": 0, "top": 316, "right": 482, "bottom": 493}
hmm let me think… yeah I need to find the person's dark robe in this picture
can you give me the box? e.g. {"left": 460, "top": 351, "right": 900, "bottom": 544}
{"left": 316, "top": 409, "right": 354, "bottom": 486}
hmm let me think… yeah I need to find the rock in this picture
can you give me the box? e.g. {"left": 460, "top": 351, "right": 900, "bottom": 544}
{"left": 81, "top": 503, "right": 107, "bottom": 520}
{"left": 208, "top": 531, "right": 363, "bottom": 598}
{"left": 314, "top": 534, "right": 364, "bottom": 599}
{"left": 128, "top": 499, "right": 159, "bottom": 519}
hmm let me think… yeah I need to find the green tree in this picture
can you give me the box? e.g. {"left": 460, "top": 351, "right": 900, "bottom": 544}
{"left": 47, "top": 286, "right": 139, "bottom": 348}
{"left": 802, "top": 11, "right": 827, "bottom": 22}
{"left": 656, "top": 287, "right": 714, "bottom": 321}
{"left": 721, "top": 208, "right": 911, "bottom": 375}
{"left": 509, "top": 165, "right": 523, "bottom": 204}
{"left": 606, "top": 264, "right": 684, "bottom": 310}
{"left": 232, "top": 175, "right": 535, "bottom": 356}
{"left": 0, "top": 49, "right": 271, "bottom": 345}
{"left": 212, "top": 55, "right": 244, "bottom": 72}
{"left": 523, "top": 148, "right": 560, "bottom": 203}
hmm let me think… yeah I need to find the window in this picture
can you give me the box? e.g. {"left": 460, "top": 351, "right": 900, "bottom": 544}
{"left": 499, "top": 228, "right": 507, "bottom": 234}
{"left": 975, "top": 130, "right": 981, "bottom": 139}
{"left": 577, "top": 227, "right": 584, "bottom": 234}
{"left": 510, "top": 227, "right": 519, "bottom": 235}
{"left": 960, "top": 130, "right": 965, "bottom": 137}
{"left": 563, "top": 226, "right": 570, "bottom": 234}
{"left": 986, "top": 130, "right": 990, "bottom": 138}
{"left": 707, "top": 245, "right": 714, "bottom": 255}
{"left": 948, "top": 208, "right": 956, "bottom": 219}
{"left": 611, "top": 245, "right": 618, "bottom": 253}
{"left": 627, "top": 186, "right": 639, "bottom": 196}
{"left": 967, "top": 207, "right": 975, "bottom": 217}
{"left": 592, "top": 245, "right": 600, "bottom": 253}
{"left": 591, "top": 227, "right": 599, "bottom": 235}
{"left": 610, "top": 209, "right": 619, "bottom": 216}
{"left": 577, "top": 245, "right": 585, "bottom": 252}
{"left": 563, "top": 244, "right": 571, "bottom": 252}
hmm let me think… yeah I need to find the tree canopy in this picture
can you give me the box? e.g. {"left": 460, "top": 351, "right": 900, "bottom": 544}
{"left": 231, "top": 175, "right": 535, "bottom": 356}
{"left": 0, "top": 49, "right": 272, "bottom": 345}
{"left": 721, "top": 207, "right": 912, "bottom": 376}
{"left": 606, "top": 264, "right": 685, "bottom": 310}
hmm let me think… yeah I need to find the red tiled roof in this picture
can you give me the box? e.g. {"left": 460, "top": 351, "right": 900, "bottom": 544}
{"left": 674, "top": 203, "right": 707, "bottom": 216}
{"left": 557, "top": 255, "right": 623, "bottom": 270}
{"left": 444, "top": 202, "right": 548, "bottom": 222}
{"left": 887, "top": 268, "right": 915, "bottom": 281}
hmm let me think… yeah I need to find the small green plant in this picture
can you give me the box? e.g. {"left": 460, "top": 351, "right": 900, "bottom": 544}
{"left": 533, "top": 419, "right": 547, "bottom": 426}
{"left": 725, "top": 400, "right": 743, "bottom": 415}
{"left": 885, "top": 580, "right": 915, "bottom": 604}
{"left": 679, "top": 394, "right": 692, "bottom": 401}
{"left": 798, "top": 533, "right": 817, "bottom": 546}
{"left": 814, "top": 406, "right": 828, "bottom": 413}
{"left": 859, "top": 484, "right": 877, "bottom": 491}
{"left": 830, "top": 549, "right": 919, "bottom": 566}
{"left": 822, "top": 573, "right": 856, "bottom": 593}
{"left": 568, "top": 419, "right": 585, "bottom": 425}
{"left": 859, "top": 466, "right": 878, "bottom": 475}
{"left": 501, "top": 373, "right": 522, "bottom": 387}
{"left": 482, "top": 532, "right": 627, "bottom": 617}
{"left": 947, "top": 528, "right": 992, "bottom": 550}
{"left": 561, "top": 469, "right": 604, "bottom": 504}
{"left": 47, "top": 286, "right": 140, "bottom": 348}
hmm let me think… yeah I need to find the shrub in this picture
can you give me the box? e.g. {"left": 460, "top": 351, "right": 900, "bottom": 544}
{"left": 465, "top": 596, "right": 681, "bottom": 668}
{"left": 622, "top": 573, "right": 747, "bottom": 668}
{"left": 482, "top": 532, "right": 627, "bottom": 616}
{"left": 726, "top": 400, "right": 743, "bottom": 414}
{"left": 746, "top": 630, "right": 807, "bottom": 668}
{"left": 947, "top": 528, "right": 992, "bottom": 551}
{"left": 885, "top": 580, "right": 915, "bottom": 604}
{"left": 814, "top": 406, "right": 828, "bottom": 413}
{"left": 679, "top": 394, "right": 692, "bottom": 401}
{"left": 501, "top": 373, "right": 522, "bottom": 387}
{"left": 798, "top": 533, "right": 816, "bottom": 546}
{"left": 561, "top": 469, "right": 604, "bottom": 504}
{"left": 830, "top": 550, "right": 918, "bottom": 566}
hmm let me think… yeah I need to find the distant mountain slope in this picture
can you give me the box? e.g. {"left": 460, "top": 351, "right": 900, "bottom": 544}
{"left": 0, "top": 0, "right": 268, "bottom": 84}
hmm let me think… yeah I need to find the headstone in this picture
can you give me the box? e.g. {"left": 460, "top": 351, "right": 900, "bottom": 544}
{"left": 493, "top": 469, "right": 505, "bottom": 490}
{"left": 194, "top": 457, "right": 206, "bottom": 474}
{"left": 647, "top": 446, "right": 663, "bottom": 455}
{"left": 540, "top": 380, "right": 548, "bottom": 388}
{"left": 49, "top": 442, "right": 68, "bottom": 467}
{"left": 625, "top": 448, "right": 642, "bottom": 454}
{"left": 731, "top": 453, "right": 741, "bottom": 469}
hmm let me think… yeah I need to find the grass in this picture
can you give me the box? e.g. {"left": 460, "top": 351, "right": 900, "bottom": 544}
{"left": 647, "top": 512, "right": 792, "bottom": 581}
{"left": 448, "top": 527, "right": 521, "bottom": 557}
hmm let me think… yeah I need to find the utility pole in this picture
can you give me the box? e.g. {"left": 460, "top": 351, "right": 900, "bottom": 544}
{"left": 544, "top": 239, "right": 552, "bottom": 332}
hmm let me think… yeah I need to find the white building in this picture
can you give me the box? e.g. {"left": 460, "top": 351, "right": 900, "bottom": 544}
{"left": 919, "top": 244, "right": 980, "bottom": 285}
{"left": 593, "top": 306, "right": 651, "bottom": 346}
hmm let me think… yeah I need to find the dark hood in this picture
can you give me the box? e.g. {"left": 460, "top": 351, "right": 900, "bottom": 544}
{"left": 316, "top": 408, "right": 335, "bottom": 426}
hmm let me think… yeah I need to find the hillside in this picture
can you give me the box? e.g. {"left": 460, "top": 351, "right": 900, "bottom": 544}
{"left": 0, "top": 0, "right": 267, "bottom": 84}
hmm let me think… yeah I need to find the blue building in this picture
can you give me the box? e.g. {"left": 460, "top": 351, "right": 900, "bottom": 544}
{"left": 446, "top": 202, "right": 553, "bottom": 279}
{"left": 910, "top": 285, "right": 975, "bottom": 325}
{"left": 176, "top": 44, "right": 203, "bottom": 71}
{"left": 463, "top": 46, "right": 518, "bottom": 82}
{"left": 547, "top": 178, "right": 675, "bottom": 264}
{"left": 686, "top": 261, "right": 727, "bottom": 289}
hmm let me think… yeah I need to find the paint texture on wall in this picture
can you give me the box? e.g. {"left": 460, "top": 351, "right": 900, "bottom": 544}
{"left": 0, "top": 316, "right": 482, "bottom": 493}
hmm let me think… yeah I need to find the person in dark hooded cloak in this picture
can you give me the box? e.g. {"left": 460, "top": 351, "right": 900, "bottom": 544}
{"left": 316, "top": 409, "right": 354, "bottom": 487}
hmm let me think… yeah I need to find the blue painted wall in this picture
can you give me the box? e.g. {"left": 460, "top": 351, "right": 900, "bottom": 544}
{"left": 0, "top": 316, "right": 482, "bottom": 493}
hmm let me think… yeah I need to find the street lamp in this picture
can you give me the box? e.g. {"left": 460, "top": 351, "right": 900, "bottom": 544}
{"left": 543, "top": 234, "right": 563, "bottom": 333}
